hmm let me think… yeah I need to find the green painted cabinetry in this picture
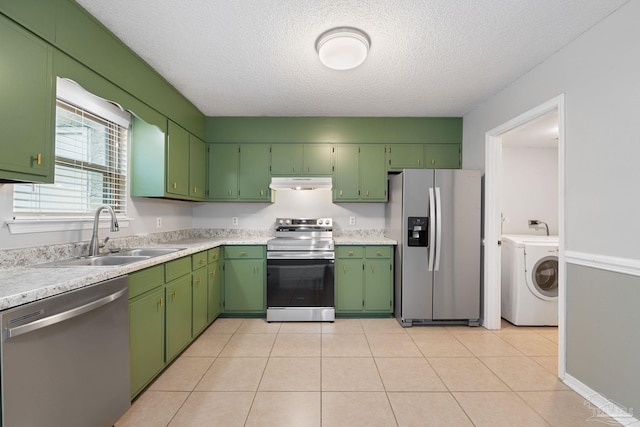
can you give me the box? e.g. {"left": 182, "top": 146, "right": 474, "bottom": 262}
{"left": 333, "top": 144, "right": 387, "bottom": 202}
{"left": 303, "top": 144, "right": 333, "bottom": 175}
{"left": 0, "top": 15, "right": 54, "bottom": 183}
{"left": 223, "top": 246, "right": 266, "bottom": 314}
{"left": 271, "top": 144, "right": 333, "bottom": 176}
{"left": 189, "top": 135, "right": 206, "bottom": 199}
{"left": 192, "top": 251, "right": 209, "bottom": 336}
{"left": 207, "top": 248, "right": 222, "bottom": 322}
{"left": 166, "top": 120, "right": 190, "bottom": 197}
{"left": 386, "top": 144, "right": 424, "bottom": 170}
{"left": 424, "top": 144, "right": 461, "bottom": 169}
{"left": 335, "top": 246, "right": 394, "bottom": 315}
{"left": 208, "top": 144, "right": 270, "bottom": 201}
{"left": 165, "top": 274, "right": 192, "bottom": 361}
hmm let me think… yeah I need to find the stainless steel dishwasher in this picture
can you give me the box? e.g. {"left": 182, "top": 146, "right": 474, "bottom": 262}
{"left": 0, "top": 276, "right": 130, "bottom": 427}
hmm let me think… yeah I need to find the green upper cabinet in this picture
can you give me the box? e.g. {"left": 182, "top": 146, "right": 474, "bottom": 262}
{"left": 166, "top": 120, "right": 190, "bottom": 197}
{"left": 271, "top": 144, "right": 302, "bottom": 175}
{"left": 131, "top": 117, "right": 205, "bottom": 201}
{"left": 333, "top": 144, "right": 387, "bottom": 202}
{"left": 0, "top": 0, "right": 56, "bottom": 41}
{"left": 303, "top": 144, "right": 333, "bottom": 175}
{"left": 239, "top": 144, "right": 271, "bottom": 201}
{"left": 189, "top": 135, "right": 206, "bottom": 199}
{"left": 386, "top": 144, "right": 424, "bottom": 171}
{"left": 0, "top": 15, "right": 54, "bottom": 183}
{"left": 271, "top": 143, "right": 332, "bottom": 176}
{"left": 208, "top": 144, "right": 238, "bottom": 200}
{"left": 359, "top": 144, "right": 387, "bottom": 201}
{"left": 424, "top": 143, "right": 461, "bottom": 169}
{"left": 333, "top": 144, "right": 359, "bottom": 201}
{"left": 208, "top": 144, "right": 270, "bottom": 202}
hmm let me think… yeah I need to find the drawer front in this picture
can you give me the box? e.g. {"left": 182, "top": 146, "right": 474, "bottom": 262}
{"left": 336, "top": 246, "right": 363, "bottom": 258}
{"left": 208, "top": 247, "right": 221, "bottom": 264}
{"left": 165, "top": 256, "right": 192, "bottom": 282}
{"left": 192, "top": 251, "right": 208, "bottom": 270}
{"left": 365, "top": 246, "right": 392, "bottom": 259}
{"left": 129, "top": 265, "right": 164, "bottom": 299}
{"left": 224, "top": 245, "right": 265, "bottom": 259}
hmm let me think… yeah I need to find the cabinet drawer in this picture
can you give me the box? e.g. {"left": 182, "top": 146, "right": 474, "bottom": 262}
{"left": 165, "top": 256, "right": 192, "bottom": 282}
{"left": 192, "top": 251, "right": 208, "bottom": 270}
{"left": 365, "top": 246, "right": 392, "bottom": 258}
{"left": 224, "top": 245, "right": 265, "bottom": 259}
{"left": 208, "top": 247, "right": 221, "bottom": 264}
{"left": 336, "top": 246, "right": 363, "bottom": 258}
{"left": 129, "top": 265, "right": 164, "bottom": 299}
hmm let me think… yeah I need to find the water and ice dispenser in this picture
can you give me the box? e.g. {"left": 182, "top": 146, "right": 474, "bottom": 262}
{"left": 407, "top": 216, "right": 428, "bottom": 247}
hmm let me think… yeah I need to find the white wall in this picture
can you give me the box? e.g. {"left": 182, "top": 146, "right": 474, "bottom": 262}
{"left": 463, "top": 0, "right": 640, "bottom": 260}
{"left": 501, "top": 146, "right": 558, "bottom": 235}
{"left": 462, "top": 0, "right": 640, "bottom": 414}
{"left": 0, "top": 183, "right": 194, "bottom": 250}
{"left": 192, "top": 189, "right": 385, "bottom": 231}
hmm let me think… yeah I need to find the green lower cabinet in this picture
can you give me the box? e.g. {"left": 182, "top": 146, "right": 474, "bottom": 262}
{"left": 207, "top": 259, "right": 222, "bottom": 322}
{"left": 165, "top": 275, "right": 192, "bottom": 362}
{"left": 335, "top": 246, "right": 393, "bottom": 315}
{"left": 129, "top": 286, "right": 165, "bottom": 398}
{"left": 223, "top": 245, "right": 266, "bottom": 314}
{"left": 192, "top": 266, "right": 208, "bottom": 337}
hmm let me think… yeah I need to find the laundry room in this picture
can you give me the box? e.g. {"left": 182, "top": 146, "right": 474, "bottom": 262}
{"left": 500, "top": 110, "right": 560, "bottom": 329}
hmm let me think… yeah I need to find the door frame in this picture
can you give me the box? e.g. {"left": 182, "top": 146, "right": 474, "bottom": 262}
{"left": 483, "top": 94, "right": 566, "bottom": 379}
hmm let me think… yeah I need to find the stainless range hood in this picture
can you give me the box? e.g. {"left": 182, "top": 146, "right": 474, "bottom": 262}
{"left": 269, "top": 177, "right": 332, "bottom": 190}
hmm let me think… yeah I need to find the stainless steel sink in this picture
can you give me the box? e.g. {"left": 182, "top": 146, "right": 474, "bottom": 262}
{"left": 114, "top": 248, "right": 185, "bottom": 257}
{"left": 35, "top": 255, "right": 151, "bottom": 268}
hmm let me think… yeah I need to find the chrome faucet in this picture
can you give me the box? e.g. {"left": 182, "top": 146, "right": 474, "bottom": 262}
{"left": 89, "top": 205, "right": 119, "bottom": 256}
{"left": 528, "top": 219, "right": 549, "bottom": 236}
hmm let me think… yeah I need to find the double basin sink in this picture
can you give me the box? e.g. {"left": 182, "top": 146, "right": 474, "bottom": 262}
{"left": 36, "top": 248, "right": 186, "bottom": 268}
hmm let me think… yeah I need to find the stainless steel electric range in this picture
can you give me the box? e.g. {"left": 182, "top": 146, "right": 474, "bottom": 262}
{"left": 266, "top": 217, "right": 335, "bottom": 322}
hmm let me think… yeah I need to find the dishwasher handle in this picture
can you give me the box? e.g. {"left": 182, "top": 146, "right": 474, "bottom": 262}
{"left": 5, "top": 287, "right": 127, "bottom": 339}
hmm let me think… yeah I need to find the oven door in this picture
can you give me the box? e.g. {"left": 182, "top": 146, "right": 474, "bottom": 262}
{"left": 267, "top": 255, "right": 335, "bottom": 308}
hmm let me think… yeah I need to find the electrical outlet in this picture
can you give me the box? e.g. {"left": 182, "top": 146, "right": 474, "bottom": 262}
{"left": 349, "top": 216, "right": 356, "bottom": 226}
{"left": 232, "top": 217, "right": 239, "bottom": 226}
{"left": 156, "top": 217, "right": 162, "bottom": 228}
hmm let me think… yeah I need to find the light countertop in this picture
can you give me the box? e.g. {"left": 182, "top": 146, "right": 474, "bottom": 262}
{"left": 0, "top": 235, "right": 395, "bottom": 311}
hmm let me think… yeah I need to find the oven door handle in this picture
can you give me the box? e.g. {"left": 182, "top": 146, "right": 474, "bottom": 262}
{"left": 267, "top": 251, "right": 335, "bottom": 260}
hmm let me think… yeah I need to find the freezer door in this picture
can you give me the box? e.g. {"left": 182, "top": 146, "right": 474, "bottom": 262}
{"left": 399, "top": 169, "right": 434, "bottom": 321}
{"left": 432, "top": 169, "right": 481, "bottom": 320}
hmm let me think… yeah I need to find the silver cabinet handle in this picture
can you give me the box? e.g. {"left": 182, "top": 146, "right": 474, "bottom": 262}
{"left": 6, "top": 288, "right": 127, "bottom": 338}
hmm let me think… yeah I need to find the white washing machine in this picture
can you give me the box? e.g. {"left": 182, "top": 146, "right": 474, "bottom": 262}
{"left": 501, "top": 235, "right": 559, "bottom": 326}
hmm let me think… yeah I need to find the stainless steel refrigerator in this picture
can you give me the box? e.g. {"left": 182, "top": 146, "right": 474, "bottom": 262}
{"left": 385, "top": 169, "right": 481, "bottom": 326}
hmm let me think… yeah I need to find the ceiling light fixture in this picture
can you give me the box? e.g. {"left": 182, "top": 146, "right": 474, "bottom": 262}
{"left": 316, "top": 27, "right": 370, "bottom": 70}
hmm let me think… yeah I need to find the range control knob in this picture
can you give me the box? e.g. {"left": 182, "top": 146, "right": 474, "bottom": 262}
{"left": 278, "top": 219, "right": 284, "bottom": 225}
{"left": 285, "top": 219, "right": 291, "bottom": 225}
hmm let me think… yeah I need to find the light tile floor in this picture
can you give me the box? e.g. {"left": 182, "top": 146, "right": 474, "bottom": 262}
{"left": 116, "top": 318, "right": 620, "bottom": 427}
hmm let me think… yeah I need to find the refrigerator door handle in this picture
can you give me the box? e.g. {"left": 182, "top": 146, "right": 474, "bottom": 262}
{"left": 428, "top": 187, "right": 436, "bottom": 271}
{"left": 435, "top": 187, "right": 442, "bottom": 271}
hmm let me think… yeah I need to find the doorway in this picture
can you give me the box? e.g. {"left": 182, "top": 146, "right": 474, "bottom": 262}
{"left": 483, "top": 95, "right": 566, "bottom": 378}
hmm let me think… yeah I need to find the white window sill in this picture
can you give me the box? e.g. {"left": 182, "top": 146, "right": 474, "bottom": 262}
{"left": 6, "top": 217, "right": 133, "bottom": 234}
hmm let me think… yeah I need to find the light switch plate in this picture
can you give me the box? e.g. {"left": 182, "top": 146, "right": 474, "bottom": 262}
{"left": 349, "top": 216, "right": 356, "bottom": 225}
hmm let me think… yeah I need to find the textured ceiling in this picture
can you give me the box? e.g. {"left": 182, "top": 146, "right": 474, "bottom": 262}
{"left": 75, "top": 0, "right": 628, "bottom": 117}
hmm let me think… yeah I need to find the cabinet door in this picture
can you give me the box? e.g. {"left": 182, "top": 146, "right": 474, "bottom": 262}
{"left": 303, "top": 144, "right": 332, "bottom": 175}
{"left": 224, "top": 259, "right": 265, "bottom": 312}
{"left": 239, "top": 144, "right": 271, "bottom": 200}
{"left": 166, "top": 121, "right": 190, "bottom": 196}
{"left": 192, "top": 267, "right": 208, "bottom": 336}
{"left": 165, "top": 275, "right": 192, "bottom": 361}
{"left": 208, "top": 144, "right": 238, "bottom": 200}
{"left": 0, "top": 16, "right": 54, "bottom": 182}
{"left": 129, "top": 287, "right": 165, "bottom": 398}
{"left": 207, "top": 260, "right": 222, "bottom": 322}
{"left": 336, "top": 258, "right": 364, "bottom": 312}
{"left": 271, "top": 144, "right": 302, "bottom": 175}
{"left": 189, "top": 135, "right": 206, "bottom": 199}
{"left": 386, "top": 144, "right": 424, "bottom": 171}
{"left": 424, "top": 144, "right": 461, "bottom": 169}
{"left": 333, "top": 144, "right": 359, "bottom": 201}
{"left": 359, "top": 144, "right": 387, "bottom": 201}
{"left": 364, "top": 259, "right": 393, "bottom": 312}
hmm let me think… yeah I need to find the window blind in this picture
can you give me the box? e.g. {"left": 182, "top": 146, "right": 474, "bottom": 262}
{"left": 13, "top": 97, "right": 129, "bottom": 217}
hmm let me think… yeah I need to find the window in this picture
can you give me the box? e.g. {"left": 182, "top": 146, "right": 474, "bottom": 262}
{"left": 13, "top": 78, "right": 130, "bottom": 223}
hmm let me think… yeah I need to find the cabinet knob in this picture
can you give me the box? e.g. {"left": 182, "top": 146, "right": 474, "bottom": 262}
{"left": 376, "top": 251, "right": 382, "bottom": 256}
{"left": 347, "top": 251, "right": 354, "bottom": 255}
{"left": 417, "top": 159, "right": 421, "bottom": 165}
{"left": 171, "top": 290, "right": 177, "bottom": 298}
{"left": 339, "top": 190, "right": 343, "bottom": 197}
{"left": 158, "top": 298, "right": 163, "bottom": 308}
{"left": 173, "top": 182, "right": 177, "bottom": 189}
{"left": 194, "top": 186, "right": 198, "bottom": 193}
{"left": 260, "top": 189, "right": 264, "bottom": 196}
{"left": 239, "top": 251, "right": 247, "bottom": 255}
{"left": 431, "top": 159, "right": 435, "bottom": 165}
{"left": 366, "top": 190, "right": 369, "bottom": 196}
{"left": 293, "top": 166, "right": 296, "bottom": 172}
{"left": 343, "top": 265, "right": 347, "bottom": 272}
{"left": 35, "top": 153, "right": 42, "bottom": 166}
{"left": 228, "top": 190, "right": 232, "bottom": 196}
{"left": 200, "top": 258, "right": 205, "bottom": 264}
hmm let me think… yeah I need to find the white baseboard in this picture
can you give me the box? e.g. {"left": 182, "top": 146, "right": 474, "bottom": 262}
{"left": 565, "top": 250, "right": 640, "bottom": 277}
{"left": 564, "top": 373, "right": 639, "bottom": 426}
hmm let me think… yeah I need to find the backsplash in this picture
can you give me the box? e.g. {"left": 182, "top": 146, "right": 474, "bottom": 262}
{"left": 0, "top": 228, "right": 384, "bottom": 269}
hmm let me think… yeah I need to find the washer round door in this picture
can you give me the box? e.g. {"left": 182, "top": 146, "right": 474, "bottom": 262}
{"left": 524, "top": 244, "right": 559, "bottom": 301}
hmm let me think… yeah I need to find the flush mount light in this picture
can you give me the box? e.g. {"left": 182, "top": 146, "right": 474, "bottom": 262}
{"left": 316, "top": 27, "right": 370, "bottom": 70}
